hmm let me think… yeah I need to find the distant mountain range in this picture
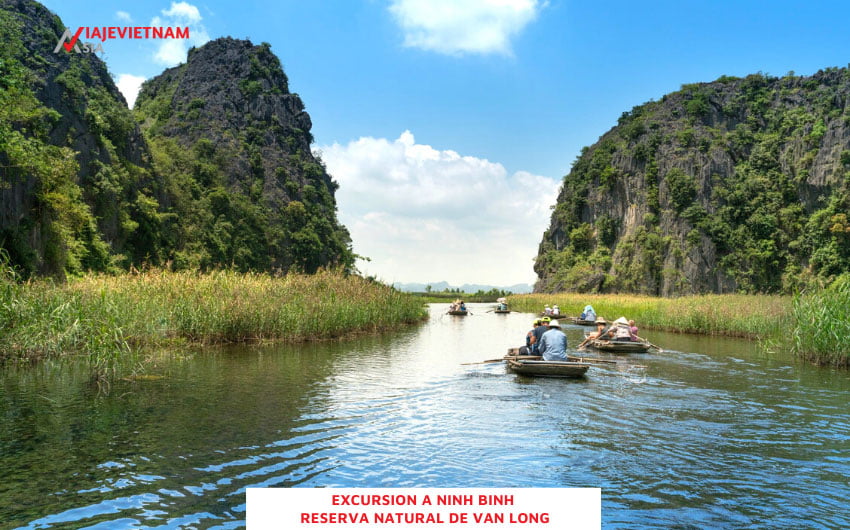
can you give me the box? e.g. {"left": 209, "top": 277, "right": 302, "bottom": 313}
{"left": 392, "top": 281, "right": 533, "bottom": 294}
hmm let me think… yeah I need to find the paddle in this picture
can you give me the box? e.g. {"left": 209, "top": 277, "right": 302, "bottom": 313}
{"left": 578, "top": 324, "right": 611, "bottom": 349}
{"left": 639, "top": 337, "right": 663, "bottom": 352}
{"left": 566, "top": 355, "right": 647, "bottom": 368}
{"left": 460, "top": 358, "right": 505, "bottom": 365}
{"left": 566, "top": 355, "right": 617, "bottom": 365}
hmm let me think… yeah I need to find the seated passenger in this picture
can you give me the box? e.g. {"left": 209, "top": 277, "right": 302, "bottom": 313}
{"left": 588, "top": 318, "right": 607, "bottom": 339}
{"left": 612, "top": 324, "right": 632, "bottom": 341}
{"left": 530, "top": 317, "right": 550, "bottom": 355}
{"left": 538, "top": 319, "right": 568, "bottom": 361}
{"left": 521, "top": 320, "right": 541, "bottom": 355}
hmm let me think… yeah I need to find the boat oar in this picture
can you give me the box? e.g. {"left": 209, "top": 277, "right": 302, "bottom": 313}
{"left": 578, "top": 323, "right": 612, "bottom": 350}
{"left": 567, "top": 356, "right": 647, "bottom": 368}
{"left": 567, "top": 355, "right": 617, "bottom": 365}
{"left": 636, "top": 336, "right": 663, "bottom": 352}
{"left": 461, "top": 358, "right": 505, "bottom": 365}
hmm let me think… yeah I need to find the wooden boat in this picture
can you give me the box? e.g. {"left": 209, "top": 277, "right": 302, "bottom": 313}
{"left": 447, "top": 310, "right": 468, "bottom": 316}
{"left": 568, "top": 316, "right": 597, "bottom": 326}
{"left": 507, "top": 358, "right": 590, "bottom": 378}
{"left": 586, "top": 339, "right": 650, "bottom": 353}
{"left": 493, "top": 309, "right": 511, "bottom": 314}
{"left": 538, "top": 313, "right": 565, "bottom": 319}
{"left": 504, "top": 348, "right": 620, "bottom": 367}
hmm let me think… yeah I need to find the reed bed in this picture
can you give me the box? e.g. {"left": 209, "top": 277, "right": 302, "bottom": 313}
{"left": 790, "top": 276, "right": 850, "bottom": 367}
{"left": 508, "top": 292, "right": 791, "bottom": 338}
{"left": 0, "top": 267, "right": 426, "bottom": 372}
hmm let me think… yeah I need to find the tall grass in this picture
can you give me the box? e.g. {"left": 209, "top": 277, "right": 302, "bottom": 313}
{"left": 509, "top": 293, "right": 790, "bottom": 338}
{"left": 791, "top": 276, "right": 850, "bottom": 367}
{"left": 0, "top": 268, "right": 426, "bottom": 373}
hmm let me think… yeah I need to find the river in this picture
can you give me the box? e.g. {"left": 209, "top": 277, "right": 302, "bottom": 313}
{"left": 1, "top": 303, "right": 849, "bottom": 529}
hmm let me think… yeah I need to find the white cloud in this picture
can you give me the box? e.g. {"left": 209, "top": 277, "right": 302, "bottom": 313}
{"left": 319, "top": 131, "right": 559, "bottom": 285}
{"left": 161, "top": 1, "right": 202, "bottom": 22}
{"left": 151, "top": 1, "right": 210, "bottom": 66}
{"left": 388, "top": 0, "right": 541, "bottom": 56}
{"left": 115, "top": 73, "right": 146, "bottom": 108}
{"left": 116, "top": 11, "right": 133, "bottom": 22}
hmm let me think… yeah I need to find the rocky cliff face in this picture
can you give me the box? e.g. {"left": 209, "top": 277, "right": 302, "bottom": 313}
{"left": 1, "top": 1, "right": 353, "bottom": 277}
{"left": 0, "top": 0, "right": 161, "bottom": 277}
{"left": 535, "top": 69, "right": 850, "bottom": 295}
{"left": 135, "top": 37, "right": 353, "bottom": 273}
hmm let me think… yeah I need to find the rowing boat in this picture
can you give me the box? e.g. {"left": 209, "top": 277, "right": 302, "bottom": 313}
{"left": 568, "top": 317, "right": 597, "bottom": 326}
{"left": 504, "top": 348, "right": 620, "bottom": 367}
{"left": 586, "top": 339, "right": 650, "bottom": 353}
{"left": 507, "top": 358, "right": 590, "bottom": 378}
{"left": 493, "top": 309, "right": 511, "bottom": 314}
{"left": 447, "top": 310, "right": 468, "bottom": 316}
{"left": 539, "top": 313, "right": 565, "bottom": 319}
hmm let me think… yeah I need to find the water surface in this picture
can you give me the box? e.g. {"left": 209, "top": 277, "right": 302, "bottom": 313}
{"left": 1, "top": 303, "right": 849, "bottom": 528}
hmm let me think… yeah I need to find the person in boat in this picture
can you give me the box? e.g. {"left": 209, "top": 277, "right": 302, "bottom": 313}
{"left": 544, "top": 305, "right": 552, "bottom": 316}
{"left": 611, "top": 322, "right": 632, "bottom": 341}
{"left": 538, "top": 318, "right": 567, "bottom": 361}
{"left": 530, "top": 316, "right": 550, "bottom": 355}
{"left": 519, "top": 319, "right": 541, "bottom": 355}
{"left": 459, "top": 300, "right": 466, "bottom": 311}
{"left": 587, "top": 318, "right": 608, "bottom": 340}
{"left": 629, "top": 320, "right": 639, "bottom": 341}
{"left": 552, "top": 304, "right": 560, "bottom": 316}
{"left": 580, "top": 305, "right": 596, "bottom": 322}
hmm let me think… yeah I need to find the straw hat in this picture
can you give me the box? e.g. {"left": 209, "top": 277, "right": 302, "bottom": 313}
{"left": 595, "top": 317, "right": 607, "bottom": 324}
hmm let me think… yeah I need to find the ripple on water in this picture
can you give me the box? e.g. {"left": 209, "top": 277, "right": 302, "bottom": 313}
{"left": 3, "top": 305, "right": 850, "bottom": 529}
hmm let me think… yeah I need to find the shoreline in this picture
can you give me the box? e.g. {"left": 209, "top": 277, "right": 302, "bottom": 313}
{"left": 508, "top": 287, "right": 849, "bottom": 367}
{"left": 0, "top": 268, "right": 427, "bottom": 371}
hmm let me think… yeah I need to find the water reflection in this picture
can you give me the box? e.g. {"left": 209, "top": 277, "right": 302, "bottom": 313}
{"left": 1, "top": 303, "right": 849, "bottom": 528}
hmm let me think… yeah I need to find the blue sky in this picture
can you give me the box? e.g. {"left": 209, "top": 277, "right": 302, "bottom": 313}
{"left": 40, "top": 0, "right": 850, "bottom": 286}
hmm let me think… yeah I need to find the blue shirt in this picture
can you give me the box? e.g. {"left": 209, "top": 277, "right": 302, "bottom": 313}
{"left": 531, "top": 324, "right": 548, "bottom": 354}
{"left": 539, "top": 328, "right": 568, "bottom": 361}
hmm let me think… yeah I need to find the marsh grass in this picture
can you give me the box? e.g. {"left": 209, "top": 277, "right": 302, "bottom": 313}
{"left": 512, "top": 290, "right": 850, "bottom": 366}
{"left": 0, "top": 268, "right": 425, "bottom": 373}
{"left": 790, "top": 276, "right": 850, "bottom": 367}
{"left": 509, "top": 293, "right": 790, "bottom": 338}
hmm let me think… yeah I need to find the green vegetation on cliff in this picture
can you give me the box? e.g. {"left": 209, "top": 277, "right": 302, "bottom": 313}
{"left": 0, "top": 5, "right": 161, "bottom": 278}
{"left": 536, "top": 69, "right": 850, "bottom": 296}
{"left": 134, "top": 38, "right": 355, "bottom": 274}
{"left": 1, "top": 2, "right": 354, "bottom": 279}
